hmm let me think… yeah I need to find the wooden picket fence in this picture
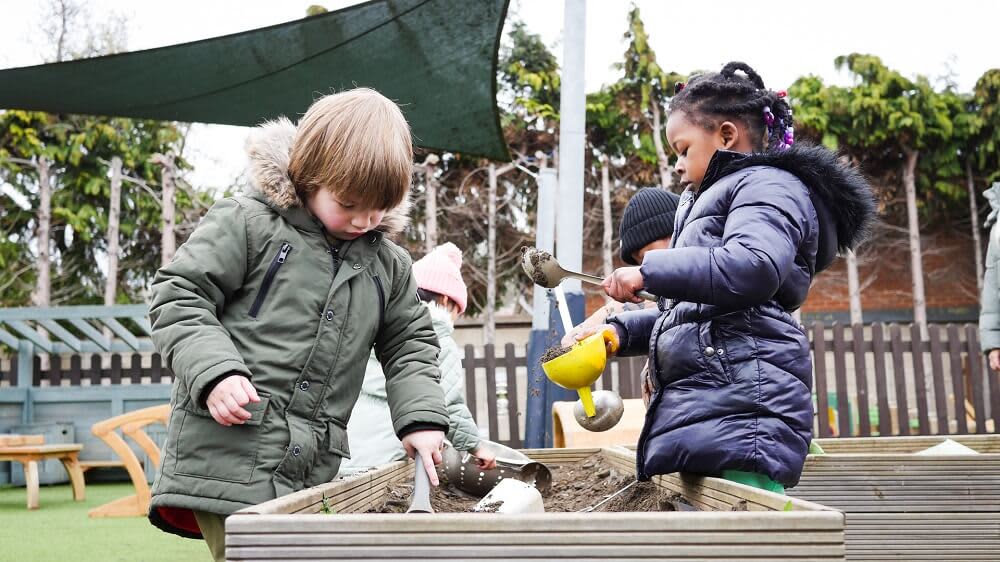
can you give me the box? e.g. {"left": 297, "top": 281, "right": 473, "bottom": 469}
{"left": 810, "top": 322, "right": 997, "bottom": 438}
{"left": 0, "top": 353, "right": 171, "bottom": 386}
{"left": 3, "top": 322, "right": 998, "bottom": 448}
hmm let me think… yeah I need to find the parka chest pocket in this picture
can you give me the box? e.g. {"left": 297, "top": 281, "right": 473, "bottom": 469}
{"left": 174, "top": 393, "right": 271, "bottom": 483}
{"left": 249, "top": 242, "right": 292, "bottom": 319}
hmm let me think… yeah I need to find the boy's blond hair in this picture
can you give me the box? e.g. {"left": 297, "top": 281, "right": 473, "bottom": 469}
{"left": 288, "top": 88, "right": 413, "bottom": 210}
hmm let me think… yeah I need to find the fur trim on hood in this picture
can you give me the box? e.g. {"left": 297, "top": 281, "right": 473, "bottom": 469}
{"left": 703, "top": 144, "right": 878, "bottom": 272}
{"left": 244, "top": 117, "right": 412, "bottom": 236}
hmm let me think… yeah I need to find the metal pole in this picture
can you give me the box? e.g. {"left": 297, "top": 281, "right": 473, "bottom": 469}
{"left": 555, "top": 0, "right": 587, "bottom": 294}
{"left": 524, "top": 168, "right": 558, "bottom": 448}
{"left": 544, "top": 0, "right": 588, "bottom": 446}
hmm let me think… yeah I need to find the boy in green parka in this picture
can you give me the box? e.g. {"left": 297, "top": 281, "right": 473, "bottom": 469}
{"left": 147, "top": 89, "right": 450, "bottom": 561}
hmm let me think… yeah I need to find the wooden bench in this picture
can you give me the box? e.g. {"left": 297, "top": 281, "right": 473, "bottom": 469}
{"left": 79, "top": 460, "right": 127, "bottom": 473}
{"left": 0, "top": 434, "right": 45, "bottom": 447}
{"left": 88, "top": 404, "right": 170, "bottom": 518}
{"left": 0, "top": 442, "right": 85, "bottom": 509}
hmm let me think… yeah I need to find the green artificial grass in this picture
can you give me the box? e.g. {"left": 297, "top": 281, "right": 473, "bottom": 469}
{"left": 0, "top": 482, "right": 207, "bottom": 562}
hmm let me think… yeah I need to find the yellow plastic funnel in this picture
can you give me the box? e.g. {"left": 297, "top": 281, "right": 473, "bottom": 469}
{"left": 541, "top": 330, "right": 617, "bottom": 417}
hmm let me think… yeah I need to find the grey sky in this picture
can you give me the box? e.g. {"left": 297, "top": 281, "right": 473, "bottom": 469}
{"left": 1, "top": 0, "right": 996, "bottom": 190}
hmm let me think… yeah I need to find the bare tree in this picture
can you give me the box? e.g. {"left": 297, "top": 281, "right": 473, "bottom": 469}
{"left": 153, "top": 153, "right": 177, "bottom": 266}
{"left": 481, "top": 162, "right": 519, "bottom": 344}
{"left": 486, "top": 164, "right": 498, "bottom": 344}
{"left": 34, "top": 158, "right": 53, "bottom": 307}
{"left": 600, "top": 158, "right": 614, "bottom": 278}
{"left": 650, "top": 102, "right": 674, "bottom": 191}
{"left": 903, "top": 149, "right": 928, "bottom": 332}
{"left": 846, "top": 251, "right": 863, "bottom": 324}
{"left": 41, "top": 0, "right": 127, "bottom": 62}
{"left": 104, "top": 156, "right": 122, "bottom": 306}
{"left": 423, "top": 154, "right": 439, "bottom": 253}
{"left": 967, "top": 160, "right": 984, "bottom": 294}
{"left": 4, "top": 156, "right": 54, "bottom": 307}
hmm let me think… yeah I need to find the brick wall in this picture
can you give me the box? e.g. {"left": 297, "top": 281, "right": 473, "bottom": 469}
{"left": 581, "top": 229, "right": 983, "bottom": 322}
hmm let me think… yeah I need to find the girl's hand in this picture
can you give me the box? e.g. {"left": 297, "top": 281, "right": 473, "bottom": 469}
{"left": 468, "top": 444, "right": 497, "bottom": 470}
{"left": 556, "top": 324, "right": 621, "bottom": 356}
{"left": 562, "top": 319, "right": 601, "bottom": 348}
{"left": 602, "top": 267, "right": 646, "bottom": 304}
{"left": 561, "top": 304, "right": 617, "bottom": 347}
{"left": 401, "top": 429, "right": 445, "bottom": 486}
{"left": 206, "top": 374, "right": 260, "bottom": 426}
{"left": 990, "top": 349, "right": 1000, "bottom": 372}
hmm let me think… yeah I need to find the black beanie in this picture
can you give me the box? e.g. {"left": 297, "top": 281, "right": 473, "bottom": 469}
{"left": 619, "top": 188, "right": 680, "bottom": 265}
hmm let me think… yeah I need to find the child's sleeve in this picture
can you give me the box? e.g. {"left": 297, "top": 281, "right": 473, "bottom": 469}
{"left": 148, "top": 198, "right": 251, "bottom": 406}
{"left": 608, "top": 308, "right": 660, "bottom": 357}
{"left": 375, "top": 250, "right": 450, "bottom": 438}
{"left": 981, "top": 225, "right": 1000, "bottom": 352}
{"left": 640, "top": 171, "right": 814, "bottom": 308}
{"left": 435, "top": 326, "right": 481, "bottom": 452}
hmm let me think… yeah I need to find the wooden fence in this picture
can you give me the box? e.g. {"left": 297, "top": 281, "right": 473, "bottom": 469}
{"left": 0, "top": 353, "right": 170, "bottom": 386}
{"left": 2, "top": 322, "right": 998, "bottom": 450}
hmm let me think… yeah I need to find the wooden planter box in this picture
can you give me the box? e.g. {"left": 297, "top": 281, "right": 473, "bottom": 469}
{"left": 227, "top": 447, "right": 844, "bottom": 561}
{"left": 792, "top": 436, "right": 1000, "bottom": 561}
{"left": 814, "top": 434, "right": 1000, "bottom": 454}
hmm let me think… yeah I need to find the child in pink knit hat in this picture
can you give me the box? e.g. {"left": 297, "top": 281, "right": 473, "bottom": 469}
{"left": 342, "top": 242, "right": 496, "bottom": 474}
{"left": 412, "top": 242, "right": 468, "bottom": 318}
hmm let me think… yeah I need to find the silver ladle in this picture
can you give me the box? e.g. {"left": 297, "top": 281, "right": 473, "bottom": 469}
{"left": 520, "top": 247, "right": 657, "bottom": 302}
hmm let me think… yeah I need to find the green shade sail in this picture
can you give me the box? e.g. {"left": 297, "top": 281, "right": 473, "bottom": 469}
{"left": 0, "top": 0, "right": 510, "bottom": 160}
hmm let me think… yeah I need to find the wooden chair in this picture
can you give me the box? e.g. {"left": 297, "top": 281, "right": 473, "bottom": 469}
{"left": 551, "top": 398, "right": 646, "bottom": 448}
{"left": 88, "top": 404, "right": 170, "bottom": 518}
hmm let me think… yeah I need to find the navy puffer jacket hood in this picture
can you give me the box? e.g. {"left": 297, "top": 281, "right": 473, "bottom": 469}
{"left": 610, "top": 145, "right": 876, "bottom": 487}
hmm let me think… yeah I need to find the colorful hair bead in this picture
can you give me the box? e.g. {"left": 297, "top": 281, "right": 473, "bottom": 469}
{"left": 763, "top": 106, "right": 775, "bottom": 126}
{"left": 784, "top": 127, "right": 795, "bottom": 145}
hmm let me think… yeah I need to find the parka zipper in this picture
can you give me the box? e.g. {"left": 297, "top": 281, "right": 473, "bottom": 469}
{"left": 249, "top": 242, "right": 292, "bottom": 318}
{"left": 373, "top": 275, "right": 386, "bottom": 328}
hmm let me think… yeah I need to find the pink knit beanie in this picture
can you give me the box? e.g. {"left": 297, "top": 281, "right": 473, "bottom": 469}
{"left": 412, "top": 242, "right": 468, "bottom": 314}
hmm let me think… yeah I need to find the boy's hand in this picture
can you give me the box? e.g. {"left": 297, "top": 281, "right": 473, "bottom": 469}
{"left": 603, "top": 267, "right": 645, "bottom": 304}
{"left": 468, "top": 444, "right": 497, "bottom": 470}
{"left": 990, "top": 349, "right": 1000, "bottom": 372}
{"left": 401, "top": 429, "right": 445, "bottom": 486}
{"left": 205, "top": 374, "right": 260, "bottom": 426}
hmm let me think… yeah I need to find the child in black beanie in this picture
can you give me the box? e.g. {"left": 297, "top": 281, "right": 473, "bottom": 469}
{"left": 618, "top": 187, "right": 680, "bottom": 265}
{"left": 562, "top": 187, "right": 680, "bottom": 404}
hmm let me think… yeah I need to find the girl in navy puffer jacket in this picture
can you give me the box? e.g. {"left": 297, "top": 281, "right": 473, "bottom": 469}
{"left": 590, "top": 62, "right": 876, "bottom": 492}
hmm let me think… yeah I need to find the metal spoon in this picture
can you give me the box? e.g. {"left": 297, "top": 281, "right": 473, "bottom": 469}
{"left": 520, "top": 246, "right": 657, "bottom": 302}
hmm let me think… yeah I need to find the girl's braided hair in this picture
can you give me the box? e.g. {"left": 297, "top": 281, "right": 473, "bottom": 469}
{"left": 670, "top": 62, "right": 794, "bottom": 151}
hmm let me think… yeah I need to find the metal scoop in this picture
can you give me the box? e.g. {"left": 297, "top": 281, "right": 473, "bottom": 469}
{"left": 520, "top": 246, "right": 657, "bottom": 302}
{"left": 440, "top": 441, "right": 552, "bottom": 498}
{"left": 406, "top": 452, "right": 434, "bottom": 513}
{"left": 573, "top": 389, "right": 625, "bottom": 432}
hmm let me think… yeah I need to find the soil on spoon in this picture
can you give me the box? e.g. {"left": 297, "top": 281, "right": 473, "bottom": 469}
{"left": 521, "top": 246, "right": 555, "bottom": 286}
